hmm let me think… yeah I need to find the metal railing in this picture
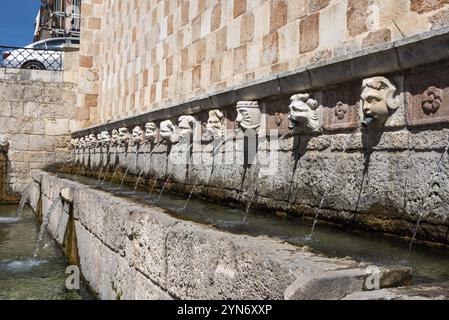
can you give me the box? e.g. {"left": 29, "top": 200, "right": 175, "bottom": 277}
{"left": 0, "top": 46, "right": 63, "bottom": 71}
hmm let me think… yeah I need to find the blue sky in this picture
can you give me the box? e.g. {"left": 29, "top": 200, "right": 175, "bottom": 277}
{"left": 0, "top": 0, "right": 41, "bottom": 47}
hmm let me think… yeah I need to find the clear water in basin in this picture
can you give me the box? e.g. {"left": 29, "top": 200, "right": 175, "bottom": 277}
{"left": 0, "top": 204, "right": 93, "bottom": 300}
{"left": 61, "top": 174, "right": 449, "bottom": 285}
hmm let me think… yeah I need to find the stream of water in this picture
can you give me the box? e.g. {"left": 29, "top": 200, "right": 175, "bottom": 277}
{"left": 0, "top": 204, "right": 92, "bottom": 300}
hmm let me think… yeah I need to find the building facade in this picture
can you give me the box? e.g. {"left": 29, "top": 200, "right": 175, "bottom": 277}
{"left": 34, "top": 0, "right": 82, "bottom": 41}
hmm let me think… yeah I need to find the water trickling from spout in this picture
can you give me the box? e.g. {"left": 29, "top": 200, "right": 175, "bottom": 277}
{"left": 33, "top": 200, "right": 61, "bottom": 259}
{"left": 408, "top": 138, "right": 449, "bottom": 255}
{"left": 157, "top": 142, "right": 194, "bottom": 204}
{"left": 16, "top": 185, "right": 32, "bottom": 218}
{"left": 182, "top": 138, "right": 228, "bottom": 210}
{"left": 309, "top": 128, "right": 359, "bottom": 239}
{"left": 102, "top": 163, "right": 111, "bottom": 184}
{"left": 97, "top": 166, "right": 103, "bottom": 181}
{"left": 110, "top": 164, "right": 120, "bottom": 185}
{"left": 156, "top": 174, "right": 171, "bottom": 204}
{"left": 148, "top": 175, "right": 159, "bottom": 200}
{"left": 134, "top": 170, "right": 144, "bottom": 192}
{"left": 120, "top": 167, "right": 129, "bottom": 189}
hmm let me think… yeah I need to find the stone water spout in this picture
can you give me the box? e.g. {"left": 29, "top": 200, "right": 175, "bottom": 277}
{"left": 145, "top": 122, "right": 158, "bottom": 145}
{"left": 100, "top": 131, "right": 111, "bottom": 146}
{"left": 360, "top": 77, "right": 398, "bottom": 128}
{"left": 160, "top": 120, "right": 176, "bottom": 144}
{"left": 110, "top": 129, "right": 119, "bottom": 147}
{"left": 235, "top": 101, "right": 261, "bottom": 132}
{"left": 131, "top": 126, "right": 145, "bottom": 146}
{"left": 118, "top": 127, "right": 130, "bottom": 147}
{"left": 177, "top": 115, "right": 196, "bottom": 144}
{"left": 288, "top": 93, "right": 322, "bottom": 134}
{"left": 202, "top": 109, "right": 225, "bottom": 142}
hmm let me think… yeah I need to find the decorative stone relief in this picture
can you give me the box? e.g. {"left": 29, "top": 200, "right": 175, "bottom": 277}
{"left": 360, "top": 77, "right": 398, "bottom": 128}
{"left": 422, "top": 87, "right": 443, "bottom": 115}
{"left": 145, "top": 122, "right": 158, "bottom": 144}
{"left": 405, "top": 66, "right": 449, "bottom": 126}
{"left": 160, "top": 120, "right": 176, "bottom": 144}
{"left": 177, "top": 115, "right": 196, "bottom": 143}
{"left": 235, "top": 101, "right": 261, "bottom": 132}
{"left": 131, "top": 126, "right": 145, "bottom": 146}
{"left": 265, "top": 99, "right": 290, "bottom": 135}
{"left": 80, "top": 137, "right": 86, "bottom": 149}
{"left": 288, "top": 93, "right": 322, "bottom": 134}
{"left": 69, "top": 139, "right": 77, "bottom": 150}
{"left": 202, "top": 110, "right": 225, "bottom": 142}
{"left": 83, "top": 135, "right": 92, "bottom": 149}
{"left": 111, "top": 129, "right": 119, "bottom": 147}
{"left": 100, "top": 131, "right": 111, "bottom": 146}
{"left": 323, "top": 84, "right": 360, "bottom": 131}
{"left": 96, "top": 133, "right": 102, "bottom": 148}
{"left": 88, "top": 134, "right": 97, "bottom": 149}
{"left": 117, "top": 128, "right": 130, "bottom": 147}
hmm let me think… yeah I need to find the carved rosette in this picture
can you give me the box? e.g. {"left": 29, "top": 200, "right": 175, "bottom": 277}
{"left": 422, "top": 86, "right": 443, "bottom": 115}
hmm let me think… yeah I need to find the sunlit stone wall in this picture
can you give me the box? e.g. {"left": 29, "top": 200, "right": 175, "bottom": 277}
{"left": 77, "top": 0, "right": 449, "bottom": 127}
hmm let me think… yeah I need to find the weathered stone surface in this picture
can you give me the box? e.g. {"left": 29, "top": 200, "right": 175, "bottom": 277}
{"left": 411, "top": 0, "right": 449, "bottom": 14}
{"left": 405, "top": 65, "right": 449, "bottom": 127}
{"left": 300, "top": 13, "right": 320, "bottom": 54}
{"left": 322, "top": 82, "right": 361, "bottom": 131}
{"left": 33, "top": 170, "right": 414, "bottom": 300}
{"left": 347, "top": 0, "right": 371, "bottom": 37}
{"left": 344, "top": 282, "right": 449, "bottom": 300}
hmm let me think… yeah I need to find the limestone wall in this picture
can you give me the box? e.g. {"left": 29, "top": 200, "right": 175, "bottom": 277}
{"left": 76, "top": 0, "right": 449, "bottom": 126}
{"left": 29, "top": 170, "right": 411, "bottom": 300}
{"left": 0, "top": 69, "right": 77, "bottom": 198}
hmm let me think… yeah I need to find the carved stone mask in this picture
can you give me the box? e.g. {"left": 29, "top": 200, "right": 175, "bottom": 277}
{"left": 178, "top": 115, "right": 196, "bottom": 142}
{"left": 88, "top": 134, "right": 97, "bottom": 149}
{"left": 96, "top": 133, "right": 102, "bottom": 147}
{"left": 80, "top": 137, "right": 86, "bottom": 148}
{"left": 288, "top": 93, "right": 321, "bottom": 134}
{"left": 132, "top": 126, "right": 145, "bottom": 146}
{"left": 100, "top": 131, "right": 111, "bottom": 146}
{"left": 360, "top": 77, "right": 397, "bottom": 128}
{"left": 203, "top": 110, "right": 224, "bottom": 141}
{"left": 235, "top": 101, "right": 261, "bottom": 131}
{"left": 118, "top": 128, "right": 130, "bottom": 146}
{"left": 145, "top": 122, "right": 157, "bottom": 144}
{"left": 69, "top": 139, "right": 77, "bottom": 150}
{"left": 160, "top": 120, "right": 175, "bottom": 143}
{"left": 111, "top": 130, "right": 119, "bottom": 146}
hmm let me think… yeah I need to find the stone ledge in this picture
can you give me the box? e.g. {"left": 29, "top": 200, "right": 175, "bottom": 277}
{"left": 0, "top": 68, "right": 63, "bottom": 83}
{"left": 73, "top": 26, "right": 449, "bottom": 138}
{"left": 32, "top": 169, "right": 413, "bottom": 300}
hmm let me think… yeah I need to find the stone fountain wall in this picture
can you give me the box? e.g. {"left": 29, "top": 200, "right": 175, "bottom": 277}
{"left": 70, "top": 29, "right": 449, "bottom": 245}
{"left": 0, "top": 69, "right": 77, "bottom": 198}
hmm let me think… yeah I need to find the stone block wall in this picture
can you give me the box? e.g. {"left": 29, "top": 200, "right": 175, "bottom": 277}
{"left": 76, "top": 0, "right": 449, "bottom": 126}
{"left": 0, "top": 69, "right": 77, "bottom": 198}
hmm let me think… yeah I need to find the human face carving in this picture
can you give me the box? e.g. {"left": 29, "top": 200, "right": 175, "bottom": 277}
{"left": 178, "top": 115, "right": 195, "bottom": 142}
{"left": 235, "top": 101, "right": 261, "bottom": 131}
{"left": 132, "top": 126, "right": 144, "bottom": 146}
{"left": 145, "top": 122, "right": 157, "bottom": 144}
{"left": 118, "top": 128, "right": 130, "bottom": 146}
{"left": 160, "top": 120, "right": 175, "bottom": 143}
{"left": 100, "top": 131, "right": 111, "bottom": 146}
{"left": 360, "top": 77, "right": 397, "bottom": 128}
{"left": 111, "top": 130, "right": 119, "bottom": 146}
{"left": 203, "top": 110, "right": 224, "bottom": 141}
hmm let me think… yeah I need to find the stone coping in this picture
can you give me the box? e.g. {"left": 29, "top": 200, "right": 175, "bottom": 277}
{"left": 30, "top": 169, "right": 413, "bottom": 299}
{"left": 72, "top": 26, "right": 449, "bottom": 139}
